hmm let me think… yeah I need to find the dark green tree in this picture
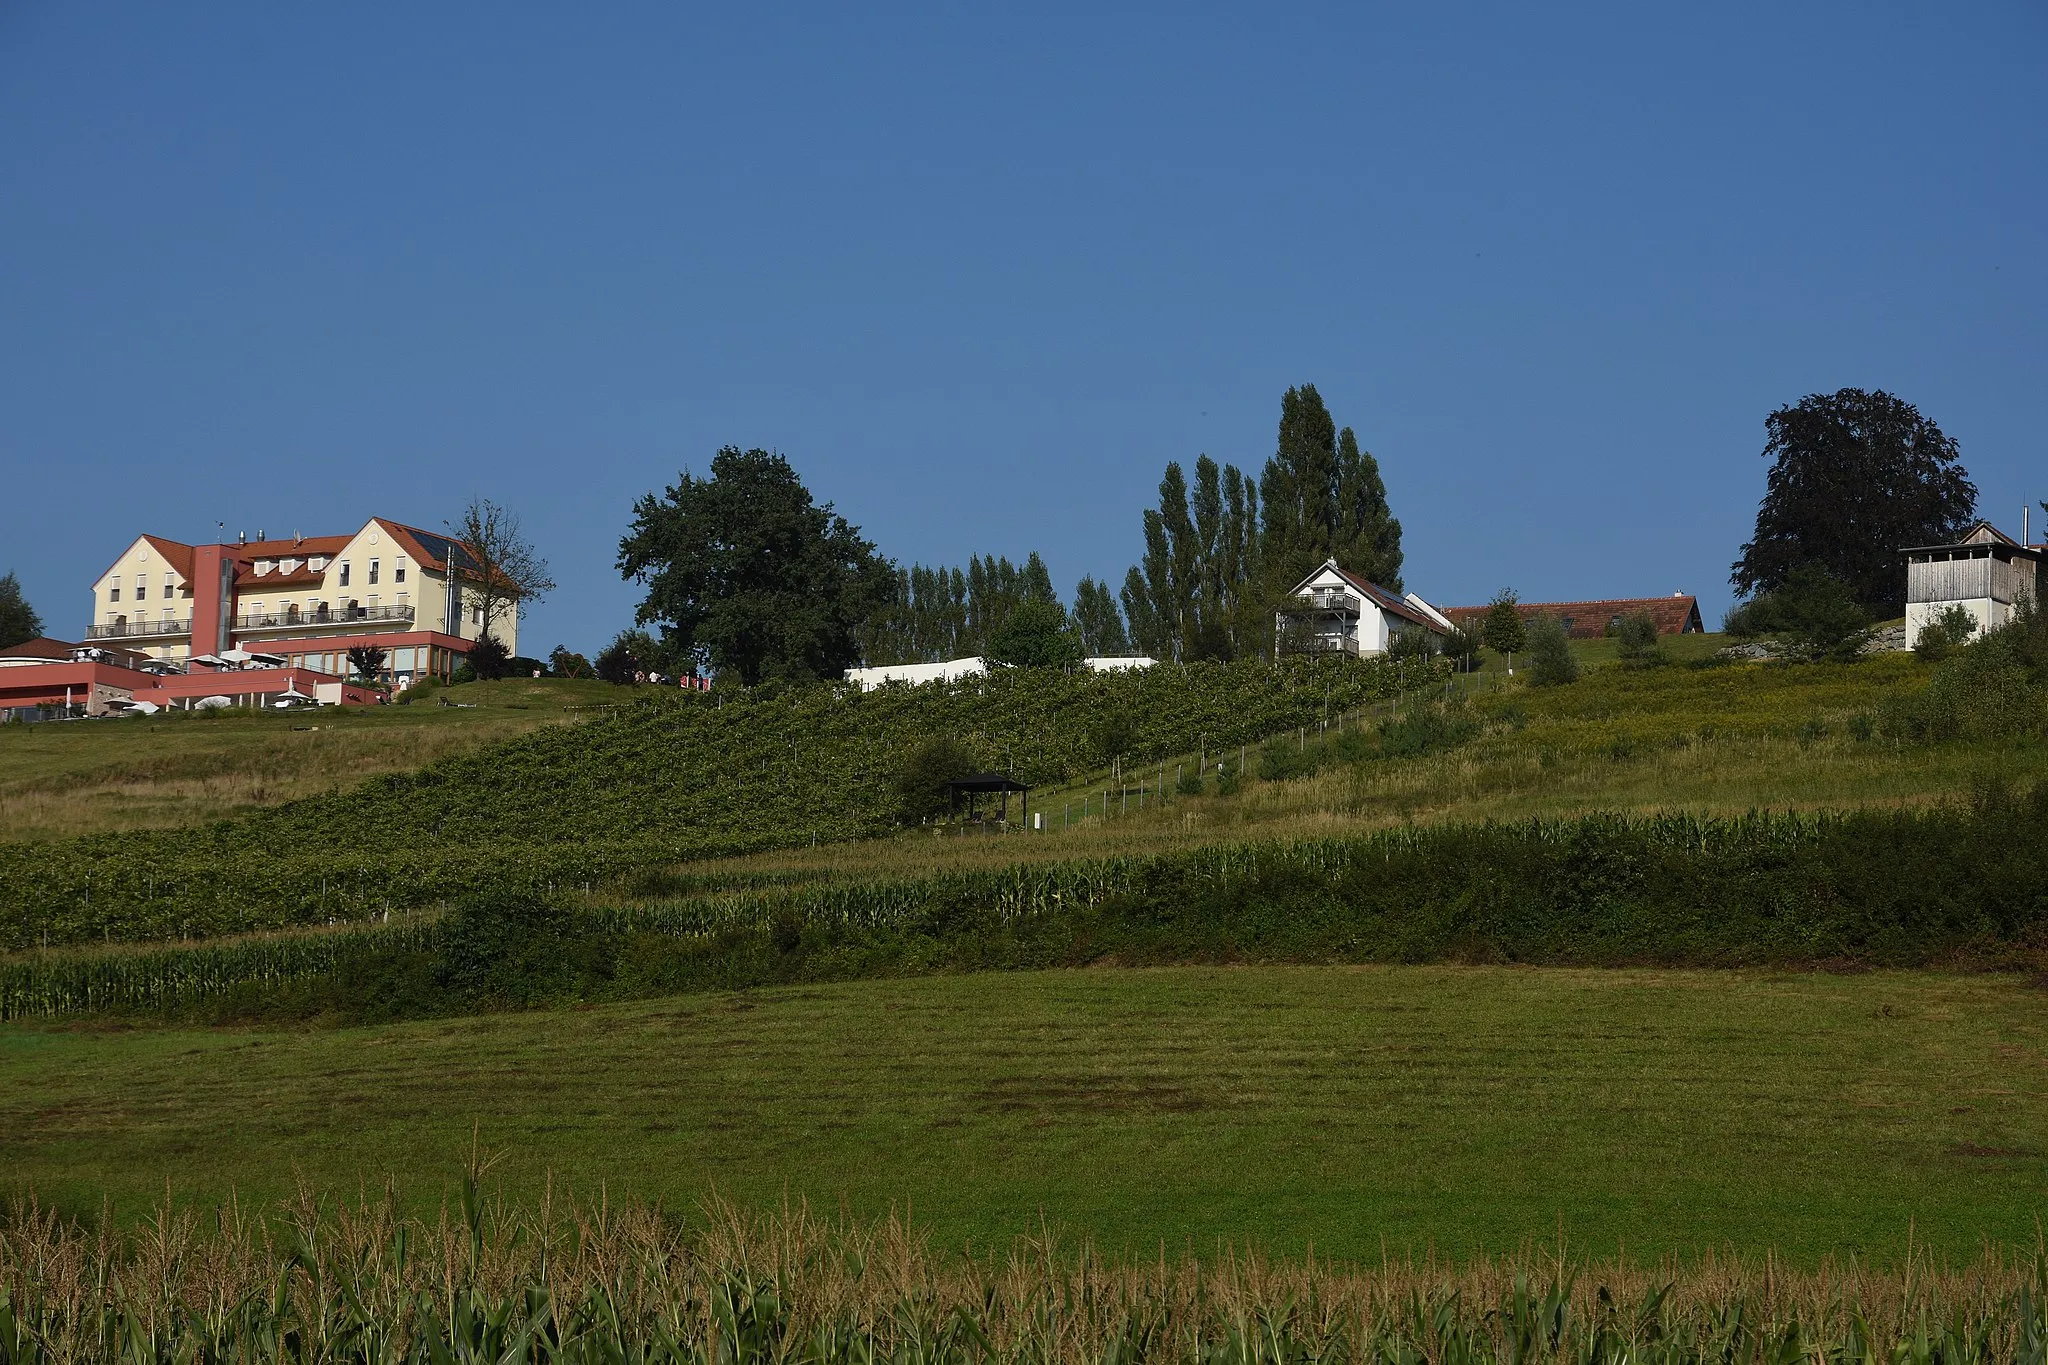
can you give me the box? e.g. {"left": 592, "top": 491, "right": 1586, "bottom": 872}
{"left": 465, "top": 636, "right": 512, "bottom": 681}
{"left": 1732, "top": 388, "right": 1976, "bottom": 617}
{"left": 618, "top": 448, "right": 892, "bottom": 685}
{"left": 1071, "top": 576, "right": 1130, "bottom": 655}
{"left": 1259, "top": 384, "right": 1341, "bottom": 592}
{"left": 0, "top": 573, "right": 42, "bottom": 650}
{"left": 894, "top": 734, "right": 977, "bottom": 823}
{"left": 986, "top": 597, "right": 1083, "bottom": 668}
{"left": 1333, "top": 427, "right": 1403, "bottom": 590}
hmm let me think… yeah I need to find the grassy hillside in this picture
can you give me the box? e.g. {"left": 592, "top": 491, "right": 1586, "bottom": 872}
{"left": 4, "top": 965, "right": 2042, "bottom": 1262}
{"left": 0, "top": 677, "right": 623, "bottom": 841}
{"left": 0, "top": 657, "right": 1419, "bottom": 948}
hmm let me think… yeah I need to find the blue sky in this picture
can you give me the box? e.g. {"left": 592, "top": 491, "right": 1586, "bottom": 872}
{"left": 3, "top": 2, "right": 2043, "bottom": 653}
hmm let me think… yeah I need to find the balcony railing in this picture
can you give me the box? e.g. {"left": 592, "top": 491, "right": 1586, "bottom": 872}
{"left": 233, "top": 605, "right": 416, "bottom": 631}
{"left": 1299, "top": 589, "right": 1363, "bottom": 615}
{"left": 86, "top": 618, "right": 191, "bottom": 640}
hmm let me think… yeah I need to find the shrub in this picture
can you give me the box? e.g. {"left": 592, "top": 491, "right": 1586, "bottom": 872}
{"left": 1614, "top": 611, "right": 1664, "bottom": 667}
{"left": 1725, "top": 565, "right": 1869, "bottom": 661}
{"left": 466, "top": 635, "right": 513, "bottom": 681}
{"left": 1914, "top": 604, "right": 1978, "bottom": 662}
{"left": 1176, "top": 765, "right": 1205, "bottom": 796}
{"left": 1526, "top": 614, "right": 1579, "bottom": 686}
{"left": 1258, "top": 735, "right": 1318, "bottom": 781}
{"left": 894, "top": 735, "right": 976, "bottom": 823}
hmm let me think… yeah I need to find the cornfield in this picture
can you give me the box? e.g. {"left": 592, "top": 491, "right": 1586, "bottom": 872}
{"left": 1, "top": 1182, "right": 2042, "bottom": 1363}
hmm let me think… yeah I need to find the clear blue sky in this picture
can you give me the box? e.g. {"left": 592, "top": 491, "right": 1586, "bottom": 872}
{"left": 4, "top": 2, "right": 2043, "bottom": 653}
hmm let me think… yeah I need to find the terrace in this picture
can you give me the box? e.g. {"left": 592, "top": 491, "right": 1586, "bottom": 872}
{"left": 85, "top": 617, "right": 192, "bottom": 641}
{"left": 233, "top": 605, "right": 416, "bottom": 633}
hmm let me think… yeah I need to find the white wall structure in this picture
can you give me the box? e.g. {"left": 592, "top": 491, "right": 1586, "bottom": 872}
{"left": 1276, "top": 559, "right": 1449, "bottom": 657}
{"left": 1903, "top": 522, "right": 2039, "bottom": 648}
{"left": 844, "top": 656, "right": 988, "bottom": 692}
{"left": 1083, "top": 656, "right": 1156, "bottom": 672}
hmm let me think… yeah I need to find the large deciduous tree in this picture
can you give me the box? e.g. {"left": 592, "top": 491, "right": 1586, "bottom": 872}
{"left": 1731, "top": 388, "right": 1976, "bottom": 618}
{"left": 618, "top": 448, "right": 892, "bottom": 685}
{"left": 0, "top": 572, "right": 42, "bottom": 650}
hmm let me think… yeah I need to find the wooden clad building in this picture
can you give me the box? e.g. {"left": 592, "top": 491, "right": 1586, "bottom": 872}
{"left": 1903, "top": 521, "right": 2039, "bottom": 648}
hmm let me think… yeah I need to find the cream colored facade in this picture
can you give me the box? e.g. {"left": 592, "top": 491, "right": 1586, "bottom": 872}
{"left": 87, "top": 519, "right": 516, "bottom": 664}
{"left": 89, "top": 536, "right": 195, "bottom": 661}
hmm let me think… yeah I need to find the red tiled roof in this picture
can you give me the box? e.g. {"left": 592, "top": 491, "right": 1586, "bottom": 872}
{"left": 1440, "top": 596, "right": 1704, "bottom": 638}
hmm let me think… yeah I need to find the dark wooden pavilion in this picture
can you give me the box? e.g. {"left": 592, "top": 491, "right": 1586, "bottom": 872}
{"left": 947, "top": 772, "right": 1029, "bottom": 825}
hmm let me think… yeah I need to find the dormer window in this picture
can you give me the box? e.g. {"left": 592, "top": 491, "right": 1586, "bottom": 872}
{"left": 254, "top": 560, "right": 274, "bottom": 576}
{"left": 281, "top": 558, "right": 301, "bottom": 574}
{"left": 309, "top": 556, "right": 329, "bottom": 571}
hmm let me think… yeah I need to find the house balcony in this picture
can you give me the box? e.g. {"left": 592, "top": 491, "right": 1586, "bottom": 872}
{"left": 86, "top": 617, "right": 192, "bottom": 641}
{"left": 232, "top": 605, "right": 417, "bottom": 635}
{"left": 1301, "top": 589, "right": 1362, "bottom": 616}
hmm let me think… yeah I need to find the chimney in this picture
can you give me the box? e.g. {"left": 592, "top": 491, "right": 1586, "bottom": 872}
{"left": 238, "top": 531, "right": 246, "bottom": 545}
{"left": 257, "top": 529, "right": 265, "bottom": 543}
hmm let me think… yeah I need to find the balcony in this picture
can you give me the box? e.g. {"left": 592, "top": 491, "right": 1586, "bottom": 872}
{"left": 86, "top": 617, "right": 191, "bottom": 640}
{"left": 1301, "top": 589, "right": 1362, "bottom": 616}
{"left": 233, "top": 605, "right": 416, "bottom": 632}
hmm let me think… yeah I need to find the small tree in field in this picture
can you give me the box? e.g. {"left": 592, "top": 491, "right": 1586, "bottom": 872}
{"left": 1526, "top": 613, "right": 1579, "bottom": 686}
{"left": 1483, "top": 590, "right": 1525, "bottom": 670}
{"left": 1614, "top": 611, "right": 1663, "bottom": 667}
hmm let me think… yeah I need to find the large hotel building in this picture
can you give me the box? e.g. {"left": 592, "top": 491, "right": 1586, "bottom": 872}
{"left": 87, "top": 517, "right": 511, "bottom": 676}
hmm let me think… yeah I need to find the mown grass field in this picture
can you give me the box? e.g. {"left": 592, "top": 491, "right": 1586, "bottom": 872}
{"left": 0, "top": 677, "right": 623, "bottom": 841}
{"left": 5, "top": 965, "right": 2044, "bottom": 1263}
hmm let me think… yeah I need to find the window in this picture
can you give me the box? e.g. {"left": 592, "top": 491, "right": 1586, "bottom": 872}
{"left": 339, "top": 561, "right": 351, "bottom": 587}
{"left": 136, "top": 574, "right": 148, "bottom": 598}
{"left": 255, "top": 560, "right": 274, "bottom": 576}
{"left": 109, "top": 577, "right": 121, "bottom": 603}
{"left": 369, "top": 559, "right": 380, "bottom": 585}
{"left": 394, "top": 561, "right": 407, "bottom": 583}
{"left": 163, "top": 582, "right": 175, "bottom": 599}
{"left": 249, "top": 601, "right": 264, "bottom": 619}
{"left": 472, "top": 604, "right": 483, "bottom": 626}
{"left": 309, "top": 556, "right": 329, "bottom": 571}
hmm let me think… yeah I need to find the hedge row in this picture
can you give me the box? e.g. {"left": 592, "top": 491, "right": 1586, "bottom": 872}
{"left": 8, "top": 793, "right": 2044, "bottom": 1021}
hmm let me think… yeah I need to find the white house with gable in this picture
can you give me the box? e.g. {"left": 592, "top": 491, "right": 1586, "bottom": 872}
{"left": 1275, "top": 558, "right": 1452, "bottom": 657}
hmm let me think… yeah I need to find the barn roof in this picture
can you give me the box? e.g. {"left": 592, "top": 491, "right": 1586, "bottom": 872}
{"left": 1439, "top": 595, "right": 1704, "bottom": 638}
